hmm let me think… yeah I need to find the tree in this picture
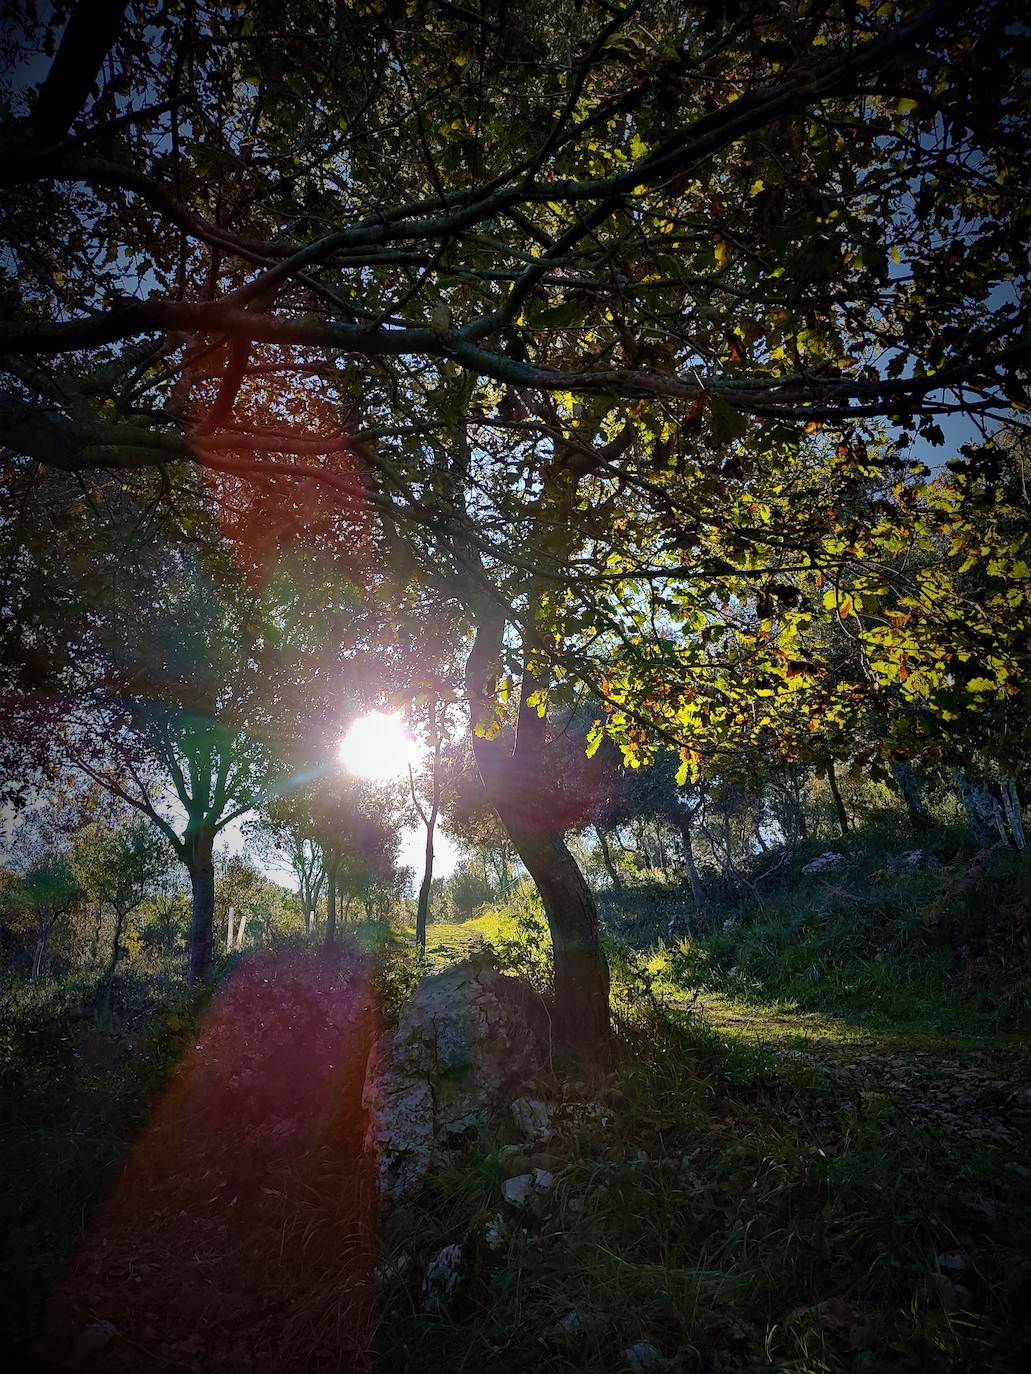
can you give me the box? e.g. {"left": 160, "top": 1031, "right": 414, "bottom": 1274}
{"left": 1, "top": 0, "right": 1027, "bottom": 1054}
{"left": 253, "top": 792, "right": 327, "bottom": 937}
{"left": 72, "top": 817, "right": 172, "bottom": 988}
{"left": 17, "top": 857, "right": 83, "bottom": 982}
{"left": 407, "top": 691, "right": 451, "bottom": 955}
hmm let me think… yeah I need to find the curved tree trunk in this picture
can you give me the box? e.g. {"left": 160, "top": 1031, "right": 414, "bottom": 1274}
{"left": 184, "top": 828, "right": 216, "bottom": 984}
{"left": 497, "top": 809, "right": 611, "bottom": 1053}
{"left": 465, "top": 610, "right": 611, "bottom": 1059}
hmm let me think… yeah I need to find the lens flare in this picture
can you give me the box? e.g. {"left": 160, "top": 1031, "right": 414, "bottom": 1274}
{"left": 338, "top": 711, "right": 419, "bottom": 781}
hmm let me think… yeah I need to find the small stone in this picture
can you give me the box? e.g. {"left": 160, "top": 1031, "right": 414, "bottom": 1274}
{"left": 937, "top": 1251, "right": 968, "bottom": 1274}
{"left": 421, "top": 1243, "right": 462, "bottom": 1313}
{"left": 623, "top": 1340, "right": 662, "bottom": 1370}
{"left": 511, "top": 1097, "right": 555, "bottom": 1143}
{"left": 557, "top": 1310, "right": 581, "bottom": 1335}
{"left": 502, "top": 1173, "right": 533, "bottom": 1208}
{"left": 484, "top": 1216, "right": 505, "bottom": 1251}
{"left": 502, "top": 1168, "right": 553, "bottom": 1214}
{"left": 802, "top": 851, "right": 846, "bottom": 876}
{"left": 897, "top": 849, "right": 926, "bottom": 867}
{"left": 726, "top": 966, "right": 739, "bottom": 979}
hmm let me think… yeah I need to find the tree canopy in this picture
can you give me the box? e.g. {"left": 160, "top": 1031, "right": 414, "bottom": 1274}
{"left": 1, "top": 0, "right": 1027, "bottom": 1051}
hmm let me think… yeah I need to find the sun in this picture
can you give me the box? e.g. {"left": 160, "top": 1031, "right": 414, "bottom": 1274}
{"left": 338, "top": 711, "right": 419, "bottom": 781}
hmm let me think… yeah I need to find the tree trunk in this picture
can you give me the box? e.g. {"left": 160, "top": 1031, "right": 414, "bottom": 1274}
{"left": 88, "top": 902, "right": 103, "bottom": 964}
{"left": 594, "top": 826, "right": 622, "bottom": 891}
{"left": 411, "top": 725, "right": 442, "bottom": 957}
{"left": 234, "top": 908, "right": 248, "bottom": 950}
{"left": 891, "top": 760, "right": 929, "bottom": 830}
{"left": 500, "top": 809, "right": 611, "bottom": 1054}
{"left": 954, "top": 769, "right": 1008, "bottom": 848}
{"left": 826, "top": 760, "right": 850, "bottom": 837}
{"left": 999, "top": 776, "right": 1025, "bottom": 851}
{"left": 105, "top": 907, "right": 126, "bottom": 983}
{"left": 184, "top": 828, "right": 216, "bottom": 984}
{"left": 674, "top": 815, "right": 707, "bottom": 917}
{"left": 31, "top": 931, "right": 47, "bottom": 982}
{"left": 415, "top": 807, "right": 436, "bottom": 954}
{"left": 325, "top": 867, "right": 337, "bottom": 945}
{"left": 465, "top": 610, "right": 610, "bottom": 1059}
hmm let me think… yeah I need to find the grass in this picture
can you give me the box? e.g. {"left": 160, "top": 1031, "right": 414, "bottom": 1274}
{"left": 371, "top": 838, "right": 1031, "bottom": 1370}
{"left": 371, "top": 995, "right": 1031, "bottom": 1372}
{"left": 0, "top": 968, "right": 208, "bottom": 1357}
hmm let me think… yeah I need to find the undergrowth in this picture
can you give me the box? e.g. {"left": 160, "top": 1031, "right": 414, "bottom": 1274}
{"left": 374, "top": 991, "right": 1031, "bottom": 1372}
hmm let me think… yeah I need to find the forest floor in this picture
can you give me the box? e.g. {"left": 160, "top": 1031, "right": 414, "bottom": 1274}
{"left": 20, "top": 948, "right": 380, "bottom": 1373}
{"left": 4, "top": 929, "right": 1031, "bottom": 1373}
{"left": 685, "top": 992, "right": 1031, "bottom": 1154}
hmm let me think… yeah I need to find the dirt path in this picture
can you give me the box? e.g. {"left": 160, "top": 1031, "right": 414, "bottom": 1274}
{"left": 35, "top": 949, "right": 378, "bottom": 1374}
{"left": 690, "top": 996, "right": 1031, "bottom": 1155}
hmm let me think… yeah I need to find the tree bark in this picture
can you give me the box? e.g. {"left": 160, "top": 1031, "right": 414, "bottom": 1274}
{"left": 954, "top": 769, "right": 1008, "bottom": 849}
{"left": 105, "top": 907, "right": 126, "bottom": 983}
{"left": 594, "top": 825, "right": 622, "bottom": 891}
{"left": 31, "top": 932, "right": 48, "bottom": 982}
{"left": 325, "top": 865, "right": 337, "bottom": 945}
{"left": 999, "top": 776, "right": 1025, "bottom": 851}
{"left": 826, "top": 760, "right": 850, "bottom": 837}
{"left": 674, "top": 815, "right": 707, "bottom": 917}
{"left": 465, "top": 610, "right": 611, "bottom": 1058}
{"left": 891, "top": 760, "right": 929, "bottom": 830}
{"left": 410, "top": 720, "right": 442, "bottom": 957}
{"left": 184, "top": 828, "right": 216, "bottom": 984}
{"left": 498, "top": 810, "right": 611, "bottom": 1054}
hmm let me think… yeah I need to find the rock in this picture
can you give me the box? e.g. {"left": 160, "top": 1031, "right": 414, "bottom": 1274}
{"left": 502, "top": 1173, "right": 533, "bottom": 1208}
{"left": 557, "top": 1310, "right": 582, "bottom": 1335}
{"left": 484, "top": 1215, "right": 506, "bottom": 1251}
{"left": 722, "top": 918, "right": 737, "bottom": 933}
{"left": 932, "top": 1275, "right": 973, "bottom": 1310}
{"left": 623, "top": 1340, "right": 663, "bottom": 1370}
{"left": 897, "top": 849, "right": 926, "bottom": 867}
{"left": 421, "top": 1243, "right": 462, "bottom": 1313}
{"left": 511, "top": 1096, "right": 555, "bottom": 1144}
{"left": 936, "top": 1251, "right": 968, "bottom": 1274}
{"left": 726, "top": 966, "right": 739, "bottom": 980}
{"left": 363, "top": 953, "right": 548, "bottom": 1200}
{"left": 502, "top": 1167, "right": 554, "bottom": 1214}
{"left": 802, "top": 851, "right": 846, "bottom": 875}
